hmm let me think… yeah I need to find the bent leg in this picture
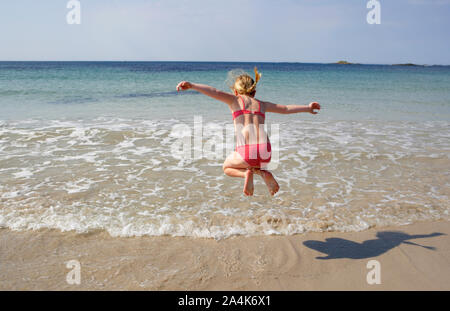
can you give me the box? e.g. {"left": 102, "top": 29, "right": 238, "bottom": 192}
{"left": 243, "top": 169, "right": 254, "bottom": 196}
{"left": 223, "top": 152, "right": 254, "bottom": 196}
{"left": 254, "top": 168, "right": 280, "bottom": 196}
{"left": 222, "top": 151, "right": 250, "bottom": 178}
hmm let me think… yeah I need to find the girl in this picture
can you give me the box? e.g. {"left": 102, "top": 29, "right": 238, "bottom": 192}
{"left": 176, "top": 68, "right": 320, "bottom": 196}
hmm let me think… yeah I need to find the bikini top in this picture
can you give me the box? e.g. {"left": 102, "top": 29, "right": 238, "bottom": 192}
{"left": 232, "top": 95, "right": 265, "bottom": 120}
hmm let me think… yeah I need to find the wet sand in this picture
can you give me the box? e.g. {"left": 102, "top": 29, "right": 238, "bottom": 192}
{"left": 0, "top": 220, "right": 449, "bottom": 290}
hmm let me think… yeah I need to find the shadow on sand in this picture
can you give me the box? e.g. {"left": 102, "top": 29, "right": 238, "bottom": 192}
{"left": 303, "top": 231, "right": 444, "bottom": 260}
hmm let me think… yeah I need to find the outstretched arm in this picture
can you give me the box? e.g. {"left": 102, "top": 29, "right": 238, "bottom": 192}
{"left": 176, "top": 81, "right": 235, "bottom": 105}
{"left": 264, "top": 102, "right": 321, "bottom": 114}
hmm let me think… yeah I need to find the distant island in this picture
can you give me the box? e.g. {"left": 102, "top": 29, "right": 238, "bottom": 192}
{"left": 392, "top": 63, "right": 424, "bottom": 67}
{"left": 336, "top": 60, "right": 353, "bottom": 65}
{"left": 334, "top": 61, "right": 432, "bottom": 67}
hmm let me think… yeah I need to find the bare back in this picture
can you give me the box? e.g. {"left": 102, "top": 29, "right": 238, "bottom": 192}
{"left": 230, "top": 95, "right": 269, "bottom": 147}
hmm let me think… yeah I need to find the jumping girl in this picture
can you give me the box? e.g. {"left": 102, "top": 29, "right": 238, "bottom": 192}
{"left": 176, "top": 68, "right": 320, "bottom": 196}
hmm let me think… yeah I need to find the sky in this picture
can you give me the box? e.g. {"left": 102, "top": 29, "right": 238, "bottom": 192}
{"left": 0, "top": 0, "right": 449, "bottom": 64}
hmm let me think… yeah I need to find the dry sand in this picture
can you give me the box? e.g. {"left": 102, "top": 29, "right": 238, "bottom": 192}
{"left": 0, "top": 220, "right": 449, "bottom": 290}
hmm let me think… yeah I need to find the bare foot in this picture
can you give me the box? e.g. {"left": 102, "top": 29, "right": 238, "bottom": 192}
{"left": 259, "top": 170, "right": 279, "bottom": 196}
{"left": 243, "top": 169, "right": 254, "bottom": 196}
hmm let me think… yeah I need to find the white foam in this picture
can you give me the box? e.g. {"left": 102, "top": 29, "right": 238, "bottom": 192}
{"left": 1, "top": 191, "right": 19, "bottom": 199}
{"left": 65, "top": 178, "right": 96, "bottom": 194}
{"left": 0, "top": 118, "right": 449, "bottom": 238}
{"left": 13, "top": 169, "right": 33, "bottom": 179}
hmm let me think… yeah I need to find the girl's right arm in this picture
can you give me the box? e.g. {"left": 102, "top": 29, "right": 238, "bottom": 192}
{"left": 176, "top": 81, "right": 235, "bottom": 105}
{"left": 264, "top": 102, "right": 321, "bottom": 114}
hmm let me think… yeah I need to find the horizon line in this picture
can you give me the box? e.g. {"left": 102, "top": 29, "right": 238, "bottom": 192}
{"left": 0, "top": 60, "right": 448, "bottom": 66}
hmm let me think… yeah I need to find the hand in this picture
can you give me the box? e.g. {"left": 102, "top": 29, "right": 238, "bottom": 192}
{"left": 176, "top": 81, "right": 193, "bottom": 91}
{"left": 309, "top": 102, "right": 321, "bottom": 114}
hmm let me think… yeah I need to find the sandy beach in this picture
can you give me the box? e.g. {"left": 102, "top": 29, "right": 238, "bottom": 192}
{"left": 1, "top": 220, "right": 449, "bottom": 290}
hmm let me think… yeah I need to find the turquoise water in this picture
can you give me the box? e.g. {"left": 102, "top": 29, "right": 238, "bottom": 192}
{"left": 0, "top": 62, "right": 449, "bottom": 238}
{"left": 1, "top": 61, "right": 450, "bottom": 122}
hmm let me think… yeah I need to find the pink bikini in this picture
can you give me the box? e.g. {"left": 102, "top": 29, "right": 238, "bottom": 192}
{"left": 232, "top": 96, "right": 272, "bottom": 168}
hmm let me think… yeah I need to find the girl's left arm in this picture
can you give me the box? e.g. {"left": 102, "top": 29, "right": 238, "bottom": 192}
{"left": 264, "top": 101, "right": 321, "bottom": 114}
{"left": 176, "top": 81, "right": 235, "bottom": 105}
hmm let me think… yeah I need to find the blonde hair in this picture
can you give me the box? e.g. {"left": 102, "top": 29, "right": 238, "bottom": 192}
{"left": 227, "top": 67, "right": 262, "bottom": 96}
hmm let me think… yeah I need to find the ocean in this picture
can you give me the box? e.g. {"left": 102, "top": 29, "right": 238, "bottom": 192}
{"left": 0, "top": 61, "right": 449, "bottom": 239}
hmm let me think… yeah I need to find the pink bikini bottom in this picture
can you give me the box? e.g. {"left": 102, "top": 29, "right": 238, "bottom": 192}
{"left": 236, "top": 143, "right": 271, "bottom": 168}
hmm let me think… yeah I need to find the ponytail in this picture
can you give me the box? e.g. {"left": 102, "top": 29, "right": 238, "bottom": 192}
{"left": 229, "top": 67, "right": 262, "bottom": 95}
